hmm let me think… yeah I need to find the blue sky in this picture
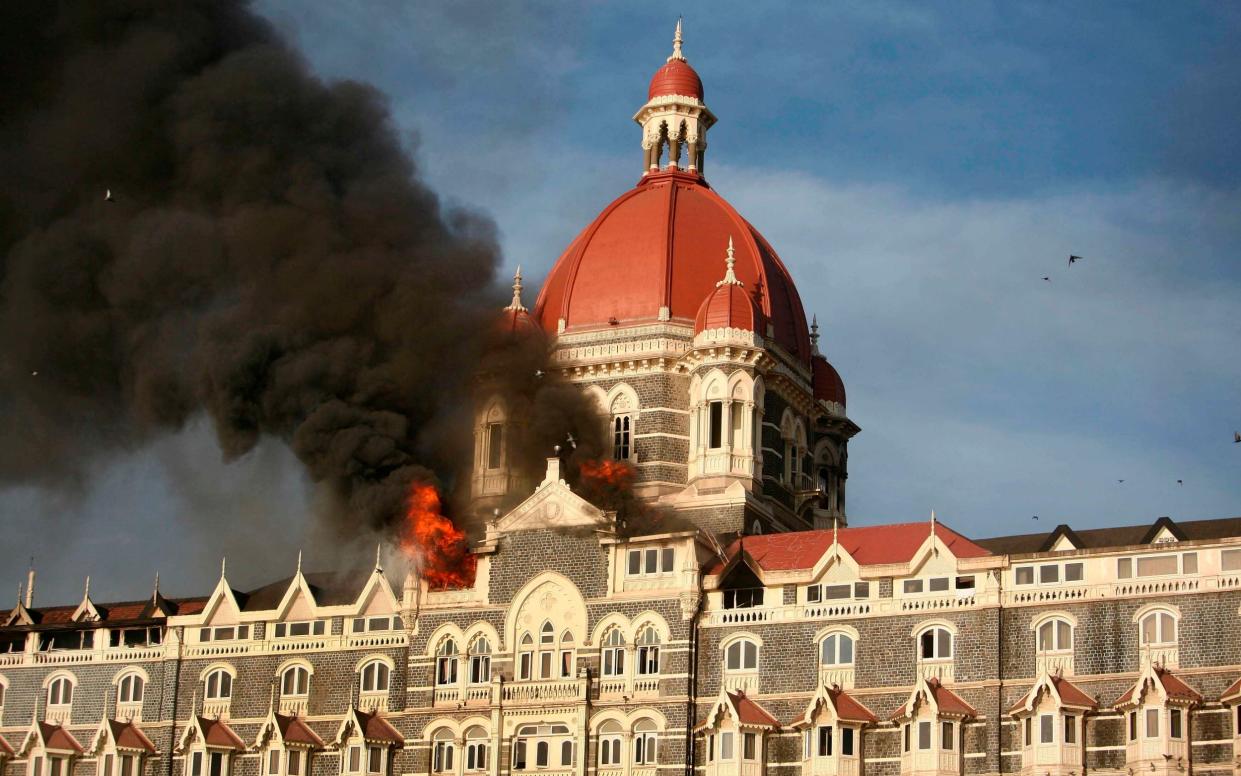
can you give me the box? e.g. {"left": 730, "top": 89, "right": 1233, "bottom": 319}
{"left": 5, "top": 1, "right": 1240, "bottom": 604}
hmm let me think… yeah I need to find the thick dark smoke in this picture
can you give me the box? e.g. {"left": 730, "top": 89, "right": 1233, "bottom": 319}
{"left": 0, "top": 1, "right": 503, "bottom": 534}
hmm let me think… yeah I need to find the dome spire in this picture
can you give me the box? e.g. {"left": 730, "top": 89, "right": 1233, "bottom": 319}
{"left": 810, "top": 315, "right": 821, "bottom": 355}
{"left": 504, "top": 266, "right": 527, "bottom": 312}
{"left": 716, "top": 236, "right": 742, "bottom": 287}
{"left": 669, "top": 18, "right": 685, "bottom": 62}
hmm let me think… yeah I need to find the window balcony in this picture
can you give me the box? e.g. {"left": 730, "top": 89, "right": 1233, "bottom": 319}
{"left": 1035, "top": 652, "right": 1074, "bottom": 677}
{"left": 722, "top": 672, "right": 759, "bottom": 695}
{"left": 817, "top": 666, "right": 856, "bottom": 691}
{"left": 915, "top": 660, "right": 954, "bottom": 684}
{"left": 500, "top": 678, "right": 587, "bottom": 705}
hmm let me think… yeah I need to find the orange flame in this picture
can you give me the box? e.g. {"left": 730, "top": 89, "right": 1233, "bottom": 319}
{"left": 578, "top": 458, "right": 636, "bottom": 489}
{"left": 399, "top": 482, "right": 476, "bottom": 590}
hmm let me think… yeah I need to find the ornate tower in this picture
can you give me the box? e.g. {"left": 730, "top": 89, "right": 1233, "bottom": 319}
{"left": 634, "top": 21, "right": 716, "bottom": 175}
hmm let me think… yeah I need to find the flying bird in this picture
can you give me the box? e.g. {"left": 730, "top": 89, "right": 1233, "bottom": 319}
{"left": 1032, "top": 515, "right": 1039, "bottom": 521}
{"left": 566, "top": 433, "right": 577, "bottom": 450}
{"left": 1176, "top": 479, "right": 1183, "bottom": 485}
{"left": 1118, "top": 479, "right": 1125, "bottom": 483}
{"left": 31, "top": 371, "right": 38, "bottom": 376}
{"left": 1233, "top": 432, "right": 1240, "bottom": 444}
{"left": 1068, "top": 254, "right": 1082, "bottom": 266}
{"left": 1042, "top": 276, "right": 1051, "bottom": 282}
{"left": 105, "top": 189, "right": 114, "bottom": 202}
{"left": 534, "top": 369, "right": 544, "bottom": 378}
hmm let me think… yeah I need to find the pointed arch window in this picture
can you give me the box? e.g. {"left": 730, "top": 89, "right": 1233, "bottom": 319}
{"left": 468, "top": 637, "right": 491, "bottom": 684}
{"left": 464, "top": 727, "right": 488, "bottom": 772}
{"left": 601, "top": 629, "right": 625, "bottom": 677}
{"left": 518, "top": 633, "right": 534, "bottom": 681}
{"left": 598, "top": 721, "right": 623, "bottom": 766}
{"left": 435, "top": 639, "right": 458, "bottom": 686}
{"left": 636, "top": 626, "right": 661, "bottom": 675}
{"left": 633, "top": 719, "right": 658, "bottom": 765}
{"left": 559, "top": 631, "right": 576, "bottom": 678}
{"left": 538, "top": 623, "right": 556, "bottom": 679}
{"left": 431, "top": 729, "right": 454, "bottom": 773}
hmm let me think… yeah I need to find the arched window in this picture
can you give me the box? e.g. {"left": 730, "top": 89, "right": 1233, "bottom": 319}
{"left": 1140, "top": 611, "right": 1177, "bottom": 646}
{"left": 636, "top": 626, "right": 661, "bottom": 675}
{"left": 117, "top": 673, "right": 144, "bottom": 704}
{"left": 919, "top": 627, "right": 952, "bottom": 660}
{"left": 633, "top": 720, "right": 658, "bottom": 765}
{"left": 482, "top": 402, "right": 505, "bottom": 471}
{"left": 204, "top": 668, "right": 232, "bottom": 700}
{"left": 435, "top": 638, "right": 458, "bottom": 686}
{"left": 538, "top": 622, "right": 556, "bottom": 679}
{"left": 601, "top": 629, "right": 625, "bottom": 677}
{"left": 560, "top": 741, "right": 574, "bottom": 768}
{"left": 598, "top": 721, "right": 623, "bottom": 766}
{"left": 468, "top": 637, "right": 491, "bottom": 684}
{"left": 47, "top": 676, "right": 74, "bottom": 706}
{"left": 281, "top": 666, "right": 309, "bottom": 697}
{"left": 613, "top": 416, "right": 632, "bottom": 461}
{"left": 725, "top": 639, "right": 759, "bottom": 672}
{"left": 518, "top": 633, "right": 534, "bottom": 681}
{"left": 820, "top": 632, "right": 855, "bottom": 666}
{"left": 464, "top": 727, "right": 488, "bottom": 772}
{"left": 559, "top": 631, "right": 575, "bottom": 679}
{"left": 360, "top": 660, "right": 390, "bottom": 693}
{"left": 1036, "top": 618, "right": 1073, "bottom": 653}
{"left": 431, "top": 729, "right": 454, "bottom": 773}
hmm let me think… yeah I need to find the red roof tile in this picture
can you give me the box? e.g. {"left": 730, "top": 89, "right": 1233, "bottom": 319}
{"left": 1222, "top": 677, "right": 1241, "bottom": 702}
{"left": 198, "top": 718, "right": 246, "bottom": 751}
{"left": 1114, "top": 668, "right": 1202, "bottom": 708}
{"left": 355, "top": 711, "right": 403, "bottom": 744}
{"left": 1009, "top": 676, "right": 1097, "bottom": 713}
{"left": 39, "top": 723, "right": 84, "bottom": 753}
{"left": 828, "top": 688, "right": 878, "bottom": 724}
{"left": 710, "top": 521, "right": 990, "bottom": 574}
{"left": 728, "top": 692, "right": 780, "bottom": 729}
{"left": 893, "top": 679, "right": 977, "bottom": 719}
{"left": 276, "top": 715, "right": 324, "bottom": 748}
{"left": 108, "top": 721, "right": 156, "bottom": 753}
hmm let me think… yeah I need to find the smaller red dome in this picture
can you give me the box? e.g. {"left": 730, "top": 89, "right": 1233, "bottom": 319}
{"left": 812, "top": 354, "right": 847, "bottom": 407}
{"left": 648, "top": 59, "right": 703, "bottom": 100}
{"left": 694, "top": 282, "right": 760, "bottom": 335}
{"left": 492, "top": 307, "right": 542, "bottom": 347}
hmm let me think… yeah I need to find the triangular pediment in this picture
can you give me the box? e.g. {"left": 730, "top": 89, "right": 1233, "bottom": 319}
{"left": 492, "top": 461, "right": 608, "bottom": 536}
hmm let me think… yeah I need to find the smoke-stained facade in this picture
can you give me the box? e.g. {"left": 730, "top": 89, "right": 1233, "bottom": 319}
{"left": 3, "top": 17, "right": 1241, "bottom": 776}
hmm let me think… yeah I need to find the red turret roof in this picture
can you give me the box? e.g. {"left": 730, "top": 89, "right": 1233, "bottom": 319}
{"left": 812, "top": 354, "right": 847, "bottom": 407}
{"left": 533, "top": 172, "right": 812, "bottom": 361}
{"left": 649, "top": 58, "right": 703, "bottom": 99}
{"left": 695, "top": 282, "right": 760, "bottom": 335}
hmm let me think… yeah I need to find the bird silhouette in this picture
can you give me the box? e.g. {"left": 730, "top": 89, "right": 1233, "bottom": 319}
{"left": 105, "top": 189, "right": 114, "bottom": 202}
{"left": 1069, "top": 254, "right": 1082, "bottom": 265}
{"left": 1233, "top": 431, "right": 1240, "bottom": 444}
{"left": 1118, "top": 479, "right": 1125, "bottom": 483}
{"left": 566, "top": 433, "right": 577, "bottom": 450}
{"left": 1177, "top": 479, "right": 1183, "bottom": 485}
{"left": 534, "top": 369, "right": 544, "bottom": 378}
{"left": 1042, "top": 276, "right": 1051, "bottom": 282}
{"left": 1032, "top": 515, "right": 1039, "bottom": 521}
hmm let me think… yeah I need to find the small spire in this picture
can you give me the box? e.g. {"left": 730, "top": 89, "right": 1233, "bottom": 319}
{"left": 374, "top": 543, "right": 383, "bottom": 572}
{"left": 669, "top": 18, "right": 685, "bottom": 62}
{"left": 504, "top": 266, "right": 527, "bottom": 312}
{"left": 810, "top": 315, "right": 821, "bottom": 355}
{"left": 716, "top": 236, "right": 742, "bottom": 287}
{"left": 152, "top": 572, "right": 160, "bottom": 605}
{"left": 295, "top": 550, "right": 303, "bottom": 576}
{"left": 220, "top": 557, "right": 227, "bottom": 580}
{"left": 83, "top": 576, "right": 90, "bottom": 600}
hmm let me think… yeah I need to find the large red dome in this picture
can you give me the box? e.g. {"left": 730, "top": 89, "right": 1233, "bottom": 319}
{"left": 532, "top": 171, "right": 812, "bottom": 362}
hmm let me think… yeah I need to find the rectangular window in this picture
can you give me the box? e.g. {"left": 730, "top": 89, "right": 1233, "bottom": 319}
{"left": 918, "top": 721, "right": 931, "bottom": 750}
{"left": 1039, "top": 565, "right": 1060, "bottom": 584}
{"left": 1040, "top": 715, "right": 1053, "bottom": 744}
{"left": 723, "top": 588, "right": 763, "bottom": 609}
{"left": 512, "top": 741, "right": 526, "bottom": 771}
{"left": 209, "top": 753, "right": 224, "bottom": 776}
{"left": 841, "top": 727, "right": 854, "bottom": 756}
{"left": 191, "top": 753, "right": 203, "bottom": 776}
{"left": 560, "top": 650, "right": 573, "bottom": 678}
{"left": 268, "top": 751, "right": 281, "bottom": 775}
{"left": 854, "top": 582, "right": 870, "bottom": 598}
{"left": 817, "top": 726, "right": 832, "bottom": 757}
{"left": 1118, "top": 558, "right": 1133, "bottom": 579}
{"left": 348, "top": 747, "right": 361, "bottom": 773}
{"left": 942, "top": 722, "right": 955, "bottom": 750}
{"left": 720, "top": 732, "right": 734, "bottom": 760}
{"left": 33, "top": 758, "right": 43, "bottom": 776}
{"left": 1128, "top": 712, "right": 1137, "bottom": 741}
{"left": 1182, "top": 553, "right": 1197, "bottom": 574}
{"left": 708, "top": 402, "right": 723, "bottom": 449}
{"left": 1015, "top": 566, "right": 1034, "bottom": 585}
{"left": 929, "top": 577, "right": 949, "bottom": 592}
{"left": 1137, "top": 555, "right": 1178, "bottom": 577}
{"left": 742, "top": 733, "right": 756, "bottom": 761}
{"left": 367, "top": 747, "right": 381, "bottom": 775}
{"left": 1145, "top": 709, "right": 1160, "bottom": 738}
{"left": 288, "top": 752, "right": 301, "bottom": 776}
{"left": 1065, "top": 716, "right": 1076, "bottom": 744}
{"left": 1024, "top": 718, "right": 1031, "bottom": 746}
{"left": 104, "top": 756, "right": 114, "bottom": 776}
{"left": 903, "top": 724, "right": 910, "bottom": 753}
{"left": 806, "top": 585, "right": 821, "bottom": 603}
{"left": 539, "top": 651, "right": 552, "bottom": 678}
{"left": 1223, "top": 548, "right": 1241, "bottom": 572}
{"left": 824, "top": 584, "right": 851, "bottom": 600}
{"left": 519, "top": 652, "right": 531, "bottom": 680}
{"left": 903, "top": 579, "right": 923, "bottom": 594}
{"left": 486, "top": 423, "right": 503, "bottom": 469}
{"left": 1064, "top": 562, "right": 1084, "bottom": 582}
{"left": 955, "top": 576, "right": 975, "bottom": 590}
{"left": 707, "top": 735, "right": 715, "bottom": 762}
{"left": 628, "top": 550, "right": 641, "bottom": 575}
{"left": 661, "top": 547, "right": 675, "bottom": 572}
{"left": 49, "top": 759, "right": 61, "bottom": 776}
{"left": 121, "top": 757, "right": 135, "bottom": 776}
{"left": 1170, "top": 709, "right": 1182, "bottom": 739}
{"left": 645, "top": 548, "right": 658, "bottom": 574}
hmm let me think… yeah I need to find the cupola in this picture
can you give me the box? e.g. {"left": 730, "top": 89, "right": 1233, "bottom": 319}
{"left": 635, "top": 20, "right": 716, "bottom": 175}
{"left": 694, "top": 237, "right": 761, "bottom": 337}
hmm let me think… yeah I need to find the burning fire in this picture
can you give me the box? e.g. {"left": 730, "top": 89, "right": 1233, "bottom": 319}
{"left": 399, "top": 482, "right": 476, "bottom": 590}
{"left": 578, "top": 458, "right": 636, "bottom": 490}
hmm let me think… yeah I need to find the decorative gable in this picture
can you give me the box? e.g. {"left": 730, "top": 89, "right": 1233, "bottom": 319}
{"left": 488, "top": 458, "right": 609, "bottom": 538}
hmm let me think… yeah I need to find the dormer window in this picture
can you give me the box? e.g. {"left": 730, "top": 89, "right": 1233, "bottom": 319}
{"left": 39, "top": 630, "right": 94, "bottom": 651}
{"left": 350, "top": 616, "right": 403, "bottom": 633}
{"left": 109, "top": 627, "right": 162, "bottom": 648}
{"left": 723, "top": 589, "right": 763, "bottom": 609}
{"left": 1117, "top": 552, "right": 1196, "bottom": 579}
{"left": 806, "top": 582, "right": 869, "bottom": 603}
{"left": 273, "top": 620, "right": 325, "bottom": 639}
{"left": 627, "top": 547, "right": 675, "bottom": 576}
{"left": 198, "top": 626, "right": 249, "bottom": 643}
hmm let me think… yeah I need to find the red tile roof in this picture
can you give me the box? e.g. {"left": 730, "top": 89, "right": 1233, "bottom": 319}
{"left": 276, "top": 715, "right": 325, "bottom": 748}
{"left": 0, "top": 735, "right": 14, "bottom": 757}
{"left": 108, "top": 721, "right": 156, "bottom": 753}
{"left": 1114, "top": 668, "right": 1202, "bottom": 707}
{"left": 710, "top": 521, "right": 990, "bottom": 574}
{"left": 729, "top": 692, "right": 781, "bottom": 729}
{"left": 828, "top": 687, "right": 879, "bottom": 724}
{"left": 1009, "top": 676, "right": 1097, "bottom": 713}
{"left": 38, "top": 723, "right": 84, "bottom": 753}
{"left": 354, "top": 711, "right": 403, "bottom": 744}
{"left": 893, "top": 679, "right": 977, "bottom": 719}
{"left": 1222, "top": 677, "right": 1241, "bottom": 703}
{"left": 198, "top": 718, "right": 246, "bottom": 751}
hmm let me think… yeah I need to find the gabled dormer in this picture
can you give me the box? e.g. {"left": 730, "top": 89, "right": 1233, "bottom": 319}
{"left": 1142, "top": 516, "right": 1186, "bottom": 545}
{"left": 70, "top": 579, "right": 101, "bottom": 623}
{"left": 184, "top": 565, "right": 250, "bottom": 647}
{"left": 1008, "top": 673, "right": 1096, "bottom": 776}
{"left": 791, "top": 684, "right": 877, "bottom": 776}
{"left": 1112, "top": 664, "right": 1201, "bottom": 776}
{"left": 892, "top": 678, "right": 976, "bottom": 776}
{"left": 89, "top": 719, "right": 157, "bottom": 776}
{"left": 346, "top": 561, "right": 405, "bottom": 644}
{"left": 696, "top": 690, "right": 780, "bottom": 776}
{"left": 269, "top": 559, "right": 326, "bottom": 642}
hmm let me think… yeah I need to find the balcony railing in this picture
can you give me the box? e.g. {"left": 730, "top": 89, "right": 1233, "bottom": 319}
{"left": 500, "top": 678, "right": 587, "bottom": 704}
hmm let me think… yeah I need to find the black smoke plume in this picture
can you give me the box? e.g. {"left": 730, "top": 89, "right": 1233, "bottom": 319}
{"left": 0, "top": 1, "right": 504, "bottom": 536}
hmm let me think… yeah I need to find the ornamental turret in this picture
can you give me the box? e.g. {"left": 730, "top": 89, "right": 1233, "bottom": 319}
{"left": 635, "top": 20, "right": 717, "bottom": 175}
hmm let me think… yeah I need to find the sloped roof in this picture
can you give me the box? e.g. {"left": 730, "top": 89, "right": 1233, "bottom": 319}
{"left": 708, "top": 520, "right": 989, "bottom": 574}
{"left": 1221, "top": 677, "right": 1241, "bottom": 703}
{"left": 1114, "top": 667, "right": 1203, "bottom": 707}
{"left": 276, "top": 715, "right": 325, "bottom": 748}
{"left": 893, "top": 678, "right": 977, "bottom": 719}
{"left": 38, "top": 723, "right": 84, "bottom": 753}
{"left": 977, "top": 516, "right": 1241, "bottom": 555}
{"left": 241, "top": 569, "right": 377, "bottom": 612}
{"left": 793, "top": 686, "right": 879, "bottom": 726}
{"left": 730, "top": 691, "right": 781, "bottom": 728}
{"left": 0, "top": 735, "right": 14, "bottom": 757}
{"left": 108, "top": 721, "right": 156, "bottom": 753}
{"left": 6, "top": 596, "right": 206, "bottom": 629}
{"left": 198, "top": 718, "right": 246, "bottom": 750}
{"left": 354, "top": 710, "right": 403, "bottom": 744}
{"left": 1009, "top": 675, "right": 1098, "bottom": 713}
